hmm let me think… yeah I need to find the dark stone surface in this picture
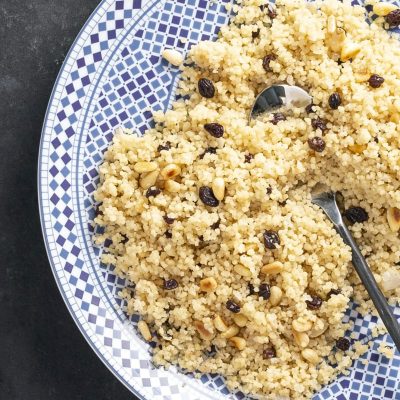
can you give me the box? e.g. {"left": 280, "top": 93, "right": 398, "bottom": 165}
{"left": 0, "top": 1, "right": 134, "bottom": 399}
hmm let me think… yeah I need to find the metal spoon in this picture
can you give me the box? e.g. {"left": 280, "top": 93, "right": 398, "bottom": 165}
{"left": 250, "top": 85, "right": 400, "bottom": 350}
{"left": 312, "top": 183, "right": 400, "bottom": 352}
{"left": 250, "top": 84, "right": 312, "bottom": 120}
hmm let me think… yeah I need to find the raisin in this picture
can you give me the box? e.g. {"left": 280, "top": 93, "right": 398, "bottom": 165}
{"left": 262, "top": 54, "right": 276, "bottom": 72}
{"left": 306, "top": 295, "right": 323, "bottom": 310}
{"left": 368, "top": 74, "right": 385, "bottom": 88}
{"left": 252, "top": 29, "right": 260, "bottom": 39}
{"left": 245, "top": 154, "right": 254, "bottom": 163}
{"left": 200, "top": 147, "right": 217, "bottom": 159}
{"left": 267, "top": 4, "right": 277, "bottom": 19}
{"left": 344, "top": 206, "right": 369, "bottom": 224}
{"left": 165, "top": 231, "right": 172, "bottom": 239}
{"left": 327, "top": 289, "right": 341, "bottom": 299}
{"left": 146, "top": 187, "right": 161, "bottom": 198}
{"left": 226, "top": 299, "right": 241, "bottom": 313}
{"left": 157, "top": 142, "right": 171, "bottom": 152}
{"left": 211, "top": 219, "right": 221, "bottom": 230}
{"left": 259, "top": 283, "right": 271, "bottom": 300}
{"left": 204, "top": 123, "right": 224, "bottom": 138}
{"left": 199, "top": 186, "right": 219, "bottom": 207}
{"left": 248, "top": 283, "right": 255, "bottom": 296}
{"left": 305, "top": 103, "right": 315, "bottom": 114}
{"left": 263, "top": 230, "right": 280, "bottom": 250}
{"left": 164, "top": 279, "right": 178, "bottom": 290}
{"left": 198, "top": 78, "right": 215, "bottom": 98}
{"left": 271, "top": 112, "right": 286, "bottom": 125}
{"left": 336, "top": 337, "right": 351, "bottom": 351}
{"left": 385, "top": 9, "right": 400, "bottom": 27}
{"left": 204, "top": 344, "right": 217, "bottom": 357}
{"left": 120, "top": 234, "right": 129, "bottom": 244}
{"left": 311, "top": 118, "right": 328, "bottom": 133}
{"left": 308, "top": 137, "right": 326, "bottom": 152}
{"left": 163, "top": 215, "right": 175, "bottom": 225}
{"left": 266, "top": 186, "right": 273, "bottom": 195}
{"left": 263, "top": 347, "right": 277, "bottom": 359}
{"left": 328, "top": 93, "right": 342, "bottom": 109}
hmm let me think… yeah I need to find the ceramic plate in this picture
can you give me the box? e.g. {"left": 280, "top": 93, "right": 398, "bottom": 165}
{"left": 38, "top": 1, "right": 400, "bottom": 398}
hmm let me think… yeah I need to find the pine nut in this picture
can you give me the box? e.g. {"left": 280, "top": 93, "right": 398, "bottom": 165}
{"left": 292, "top": 319, "right": 313, "bottom": 333}
{"left": 200, "top": 277, "right": 218, "bottom": 292}
{"left": 162, "top": 48, "right": 184, "bottom": 66}
{"left": 348, "top": 144, "right": 367, "bottom": 154}
{"left": 327, "top": 15, "right": 336, "bottom": 34}
{"left": 164, "top": 179, "right": 181, "bottom": 193}
{"left": 134, "top": 161, "right": 158, "bottom": 173}
{"left": 340, "top": 40, "right": 361, "bottom": 62}
{"left": 269, "top": 286, "right": 283, "bottom": 306}
{"left": 301, "top": 348, "right": 320, "bottom": 364}
{"left": 220, "top": 325, "right": 239, "bottom": 339}
{"left": 139, "top": 170, "right": 159, "bottom": 189}
{"left": 194, "top": 321, "right": 214, "bottom": 340}
{"left": 261, "top": 261, "right": 284, "bottom": 275}
{"left": 214, "top": 315, "right": 228, "bottom": 332}
{"left": 293, "top": 330, "right": 310, "bottom": 348}
{"left": 232, "top": 314, "right": 247, "bottom": 328}
{"left": 212, "top": 177, "right": 225, "bottom": 201}
{"left": 229, "top": 336, "right": 246, "bottom": 350}
{"left": 138, "top": 320, "right": 152, "bottom": 341}
{"left": 387, "top": 207, "right": 400, "bottom": 232}
{"left": 373, "top": 2, "right": 398, "bottom": 16}
{"left": 160, "top": 164, "right": 181, "bottom": 180}
{"left": 234, "top": 264, "right": 252, "bottom": 277}
{"left": 309, "top": 319, "right": 328, "bottom": 338}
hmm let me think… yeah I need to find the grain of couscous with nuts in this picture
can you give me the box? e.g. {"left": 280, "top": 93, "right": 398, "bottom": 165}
{"left": 94, "top": 0, "right": 400, "bottom": 398}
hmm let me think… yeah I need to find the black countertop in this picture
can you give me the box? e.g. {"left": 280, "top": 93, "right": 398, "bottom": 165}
{"left": 0, "top": 1, "right": 133, "bottom": 399}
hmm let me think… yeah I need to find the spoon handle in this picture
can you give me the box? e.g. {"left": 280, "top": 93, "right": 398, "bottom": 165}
{"left": 336, "top": 222, "right": 400, "bottom": 352}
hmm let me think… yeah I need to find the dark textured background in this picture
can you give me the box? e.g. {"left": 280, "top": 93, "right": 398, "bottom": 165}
{"left": 0, "top": 1, "right": 134, "bottom": 399}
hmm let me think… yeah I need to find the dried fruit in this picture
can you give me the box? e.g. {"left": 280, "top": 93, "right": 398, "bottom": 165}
{"left": 163, "top": 215, "right": 175, "bottom": 225}
{"left": 385, "top": 9, "right": 400, "bottom": 26}
{"left": 157, "top": 142, "right": 171, "bottom": 152}
{"left": 198, "top": 78, "right": 215, "bottom": 98}
{"left": 306, "top": 103, "right": 316, "bottom": 114}
{"left": 311, "top": 118, "right": 328, "bottom": 132}
{"left": 306, "top": 295, "right": 323, "bottom": 310}
{"left": 344, "top": 206, "right": 369, "bottom": 224}
{"left": 263, "top": 347, "right": 277, "bottom": 359}
{"left": 145, "top": 187, "right": 162, "bottom": 198}
{"left": 327, "top": 289, "right": 341, "bottom": 298}
{"left": 263, "top": 230, "right": 280, "bottom": 249}
{"left": 245, "top": 153, "right": 254, "bottom": 163}
{"left": 252, "top": 29, "right": 260, "bottom": 39}
{"left": 271, "top": 112, "right": 286, "bottom": 125}
{"left": 210, "top": 219, "right": 221, "bottom": 230}
{"left": 248, "top": 283, "right": 255, "bottom": 296}
{"left": 164, "top": 279, "right": 178, "bottom": 290}
{"left": 259, "top": 283, "right": 271, "bottom": 300}
{"left": 308, "top": 137, "right": 326, "bottom": 152}
{"left": 336, "top": 337, "right": 351, "bottom": 351}
{"left": 165, "top": 231, "right": 172, "bottom": 239}
{"left": 267, "top": 4, "right": 277, "bottom": 19}
{"left": 262, "top": 54, "right": 276, "bottom": 72}
{"left": 204, "top": 123, "right": 224, "bottom": 138}
{"left": 226, "top": 299, "right": 241, "bottom": 313}
{"left": 199, "top": 186, "right": 220, "bottom": 207}
{"left": 368, "top": 74, "right": 385, "bottom": 88}
{"left": 328, "top": 92, "right": 342, "bottom": 109}
{"left": 200, "top": 147, "right": 217, "bottom": 159}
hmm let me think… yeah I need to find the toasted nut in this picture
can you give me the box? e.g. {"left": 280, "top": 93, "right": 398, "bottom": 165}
{"left": 387, "top": 207, "right": 400, "bottom": 232}
{"left": 164, "top": 179, "right": 181, "bottom": 193}
{"left": 326, "top": 28, "right": 346, "bottom": 53}
{"left": 293, "top": 330, "right": 310, "bottom": 348}
{"left": 220, "top": 325, "right": 239, "bottom": 339}
{"left": 212, "top": 177, "right": 225, "bottom": 201}
{"left": 229, "top": 336, "right": 246, "bottom": 350}
{"left": 139, "top": 170, "right": 159, "bottom": 189}
{"left": 309, "top": 319, "right": 328, "bottom": 338}
{"left": 160, "top": 164, "right": 181, "bottom": 180}
{"left": 327, "top": 15, "right": 336, "bottom": 34}
{"left": 348, "top": 144, "right": 367, "bottom": 154}
{"left": 194, "top": 321, "right": 214, "bottom": 340}
{"left": 214, "top": 315, "right": 228, "bottom": 332}
{"left": 301, "top": 348, "right": 320, "bottom": 364}
{"left": 233, "top": 314, "right": 248, "bottom": 328}
{"left": 200, "top": 277, "right": 218, "bottom": 292}
{"left": 269, "top": 286, "right": 283, "bottom": 306}
{"left": 138, "top": 320, "right": 152, "bottom": 341}
{"left": 134, "top": 161, "right": 158, "bottom": 173}
{"left": 162, "top": 48, "right": 184, "bottom": 66}
{"left": 340, "top": 40, "right": 361, "bottom": 62}
{"left": 292, "top": 319, "right": 313, "bottom": 333}
{"left": 234, "top": 264, "right": 252, "bottom": 277}
{"left": 373, "top": 2, "right": 398, "bottom": 16}
{"left": 261, "top": 261, "right": 284, "bottom": 275}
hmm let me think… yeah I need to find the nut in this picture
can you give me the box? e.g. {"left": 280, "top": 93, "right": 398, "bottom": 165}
{"left": 261, "top": 261, "right": 284, "bottom": 275}
{"left": 164, "top": 179, "right": 181, "bottom": 193}
{"left": 301, "top": 348, "right": 320, "bottom": 364}
{"left": 138, "top": 320, "right": 152, "bottom": 341}
{"left": 229, "top": 336, "right": 246, "bottom": 350}
{"left": 232, "top": 314, "right": 248, "bottom": 328}
{"left": 160, "top": 164, "right": 181, "bottom": 180}
{"left": 348, "top": 144, "right": 367, "bottom": 154}
{"left": 340, "top": 40, "right": 361, "bottom": 62}
{"left": 194, "top": 321, "right": 214, "bottom": 340}
{"left": 373, "top": 2, "right": 398, "bottom": 16}
{"left": 293, "top": 330, "right": 310, "bottom": 348}
{"left": 309, "top": 319, "right": 328, "bottom": 338}
{"left": 220, "top": 325, "right": 239, "bottom": 339}
{"left": 212, "top": 177, "right": 225, "bottom": 201}
{"left": 200, "top": 277, "right": 218, "bottom": 292}
{"left": 269, "top": 286, "right": 283, "bottom": 306}
{"left": 134, "top": 161, "right": 158, "bottom": 173}
{"left": 213, "top": 315, "right": 228, "bottom": 332}
{"left": 139, "top": 170, "right": 159, "bottom": 189}
{"left": 387, "top": 207, "right": 400, "bottom": 232}
{"left": 162, "top": 48, "right": 184, "bottom": 66}
{"left": 327, "top": 15, "right": 336, "bottom": 34}
{"left": 292, "top": 319, "right": 313, "bottom": 333}
{"left": 234, "top": 264, "right": 252, "bottom": 277}
{"left": 326, "top": 27, "right": 346, "bottom": 53}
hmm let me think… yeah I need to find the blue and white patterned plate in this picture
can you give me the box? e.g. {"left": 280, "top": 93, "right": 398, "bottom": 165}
{"left": 38, "top": 1, "right": 400, "bottom": 398}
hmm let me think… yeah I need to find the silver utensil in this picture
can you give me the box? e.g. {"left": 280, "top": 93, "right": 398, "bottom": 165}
{"left": 250, "top": 84, "right": 312, "bottom": 120}
{"left": 312, "top": 183, "right": 400, "bottom": 352}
